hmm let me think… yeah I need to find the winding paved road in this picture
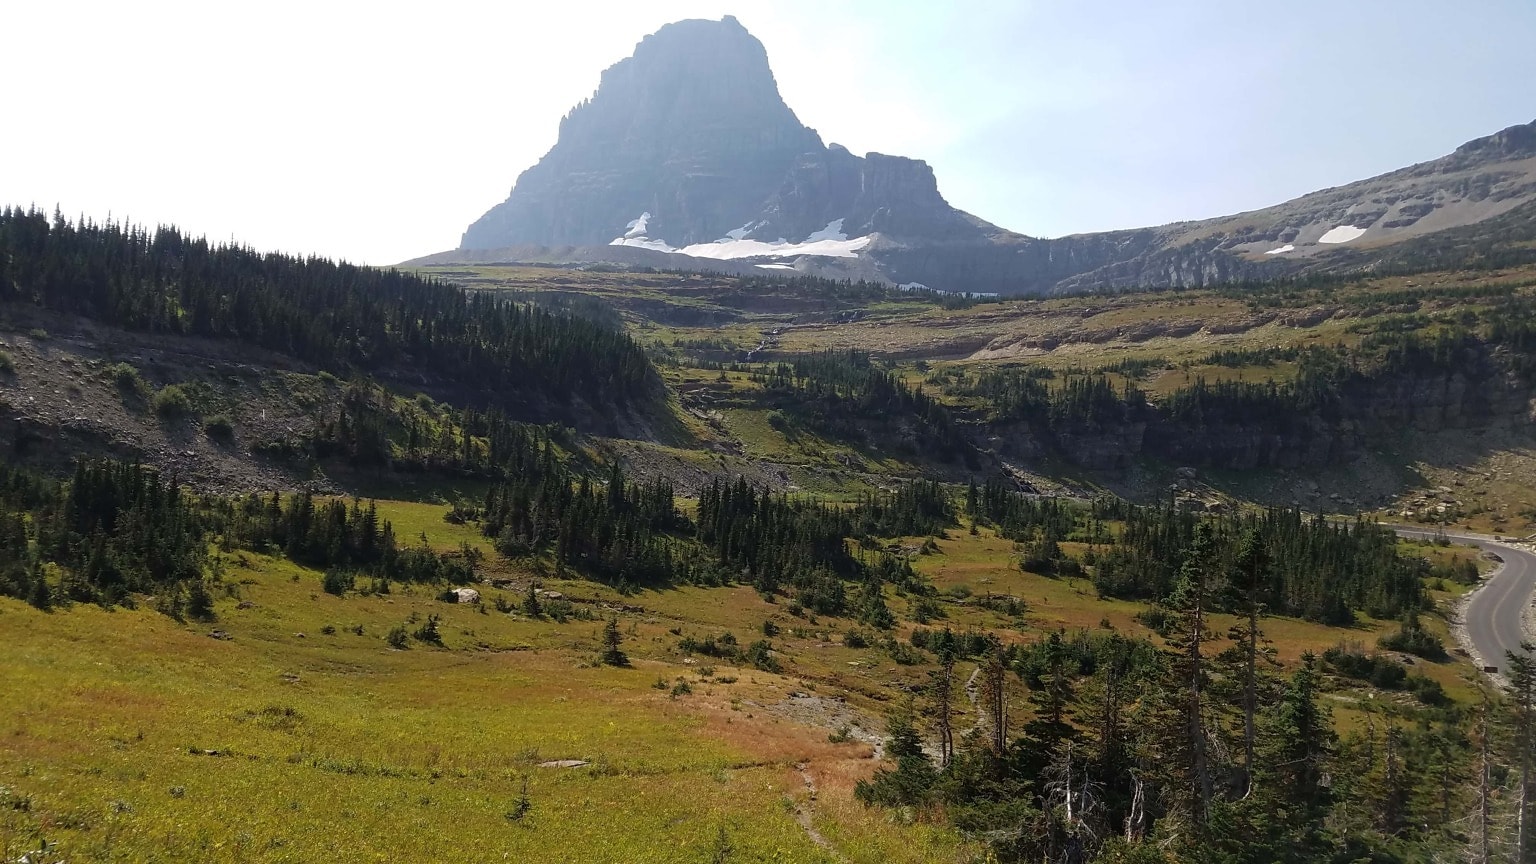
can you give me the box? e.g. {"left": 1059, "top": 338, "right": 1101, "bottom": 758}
{"left": 1392, "top": 527, "right": 1536, "bottom": 672}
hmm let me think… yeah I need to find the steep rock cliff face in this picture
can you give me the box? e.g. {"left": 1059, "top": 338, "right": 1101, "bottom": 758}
{"left": 461, "top": 17, "right": 823, "bottom": 249}
{"left": 995, "top": 352, "right": 1534, "bottom": 473}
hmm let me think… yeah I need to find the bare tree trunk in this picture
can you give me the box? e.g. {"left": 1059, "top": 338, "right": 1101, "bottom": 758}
{"left": 1520, "top": 681, "right": 1533, "bottom": 864}
{"left": 1381, "top": 727, "right": 1401, "bottom": 835}
{"left": 1189, "top": 587, "right": 1211, "bottom": 823}
{"left": 1097, "top": 664, "right": 1123, "bottom": 776}
{"left": 1481, "top": 698, "right": 1493, "bottom": 864}
{"left": 1242, "top": 598, "right": 1258, "bottom": 798}
{"left": 935, "top": 651, "right": 955, "bottom": 769}
{"left": 1125, "top": 772, "right": 1146, "bottom": 843}
{"left": 1438, "top": 737, "right": 1452, "bottom": 827}
{"left": 983, "top": 649, "right": 1008, "bottom": 755}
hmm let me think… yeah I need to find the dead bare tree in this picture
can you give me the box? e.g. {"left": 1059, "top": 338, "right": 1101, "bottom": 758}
{"left": 934, "top": 646, "right": 956, "bottom": 769}
{"left": 981, "top": 645, "right": 1009, "bottom": 756}
{"left": 1480, "top": 693, "right": 1494, "bottom": 864}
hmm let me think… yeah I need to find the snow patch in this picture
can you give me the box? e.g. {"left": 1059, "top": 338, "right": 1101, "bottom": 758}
{"left": 804, "top": 219, "right": 847, "bottom": 243}
{"left": 1318, "top": 225, "right": 1366, "bottom": 244}
{"left": 897, "top": 282, "right": 998, "bottom": 298}
{"left": 610, "top": 215, "right": 871, "bottom": 259}
{"left": 611, "top": 213, "right": 677, "bottom": 251}
{"left": 755, "top": 263, "right": 798, "bottom": 271}
{"left": 724, "top": 222, "right": 757, "bottom": 241}
{"left": 611, "top": 236, "right": 677, "bottom": 252}
{"left": 623, "top": 212, "right": 651, "bottom": 239}
{"left": 680, "top": 235, "right": 870, "bottom": 260}
{"left": 1264, "top": 244, "right": 1295, "bottom": 255}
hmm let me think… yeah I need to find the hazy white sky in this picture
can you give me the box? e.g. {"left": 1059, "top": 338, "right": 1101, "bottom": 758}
{"left": 5, "top": 0, "right": 1535, "bottom": 264}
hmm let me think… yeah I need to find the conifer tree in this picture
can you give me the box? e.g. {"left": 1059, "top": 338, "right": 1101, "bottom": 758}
{"left": 1153, "top": 522, "right": 1217, "bottom": 837}
{"left": 26, "top": 562, "right": 51, "bottom": 611}
{"left": 601, "top": 616, "right": 628, "bottom": 667}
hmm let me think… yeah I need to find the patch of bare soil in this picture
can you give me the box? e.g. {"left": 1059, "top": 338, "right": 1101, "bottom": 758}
{"left": 755, "top": 692, "right": 885, "bottom": 759}
{"left": 0, "top": 309, "right": 324, "bottom": 494}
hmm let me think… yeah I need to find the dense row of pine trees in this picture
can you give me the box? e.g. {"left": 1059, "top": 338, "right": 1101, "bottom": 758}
{"left": 0, "top": 208, "right": 658, "bottom": 418}
{"left": 969, "top": 478, "right": 1427, "bottom": 624}
{"left": 753, "top": 351, "right": 973, "bottom": 463}
{"left": 0, "top": 461, "right": 472, "bottom": 614}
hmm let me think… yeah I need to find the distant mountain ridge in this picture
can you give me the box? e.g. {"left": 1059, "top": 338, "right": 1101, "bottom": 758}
{"left": 430, "top": 16, "right": 1536, "bottom": 295}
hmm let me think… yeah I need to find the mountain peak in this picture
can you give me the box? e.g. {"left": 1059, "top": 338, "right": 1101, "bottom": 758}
{"left": 457, "top": 17, "right": 987, "bottom": 257}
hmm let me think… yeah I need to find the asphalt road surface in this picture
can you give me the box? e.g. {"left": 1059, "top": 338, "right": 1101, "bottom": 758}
{"left": 1393, "top": 527, "right": 1536, "bottom": 672}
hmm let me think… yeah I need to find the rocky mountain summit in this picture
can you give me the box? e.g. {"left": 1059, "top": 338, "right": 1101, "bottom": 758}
{"left": 453, "top": 17, "right": 1009, "bottom": 280}
{"left": 434, "top": 16, "right": 1536, "bottom": 295}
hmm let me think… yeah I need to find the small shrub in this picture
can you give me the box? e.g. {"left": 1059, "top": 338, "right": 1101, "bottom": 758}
{"left": 887, "top": 641, "right": 925, "bottom": 666}
{"left": 0, "top": 350, "right": 13, "bottom": 374}
{"left": 828, "top": 725, "right": 854, "bottom": 744}
{"left": 204, "top": 415, "right": 235, "bottom": 441}
{"left": 1135, "top": 607, "right": 1174, "bottom": 637}
{"left": 413, "top": 614, "right": 444, "bottom": 646}
{"left": 670, "top": 680, "right": 692, "bottom": 698}
{"left": 27, "top": 328, "right": 48, "bottom": 341}
{"left": 110, "top": 363, "right": 148, "bottom": 397}
{"left": 321, "top": 569, "right": 354, "bottom": 596}
{"left": 744, "top": 640, "right": 780, "bottom": 673}
{"left": 152, "top": 384, "right": 195, "bottom": 418}
{"left": 1377, "top": 616, "right": 1447, "bottom": 661}
{"left": 386, "top": 625, "right": 409, "bottom": 649}
{"left": 1407, "top": 674, "right": 1449, "bottom": 706}
{"left": 911, "top": 596, "right": 945, "bottom": 624}
{"left": 843, "top": 629, "right": 869, "bottom": 649}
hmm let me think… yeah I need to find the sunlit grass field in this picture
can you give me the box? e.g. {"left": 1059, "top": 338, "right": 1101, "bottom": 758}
{"left": 0, "top": 539, "right": 977, "bottom": 863}
{"left": 0, "top": 487, "right": 1492, "bottom": 862}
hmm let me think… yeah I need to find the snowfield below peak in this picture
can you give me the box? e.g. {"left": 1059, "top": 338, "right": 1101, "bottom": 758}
{"left": 609, "top": 215, "right": 871, "bottom": 259}
{"left": 1318, "top": 225, "right": 1367, "bottom": 244}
